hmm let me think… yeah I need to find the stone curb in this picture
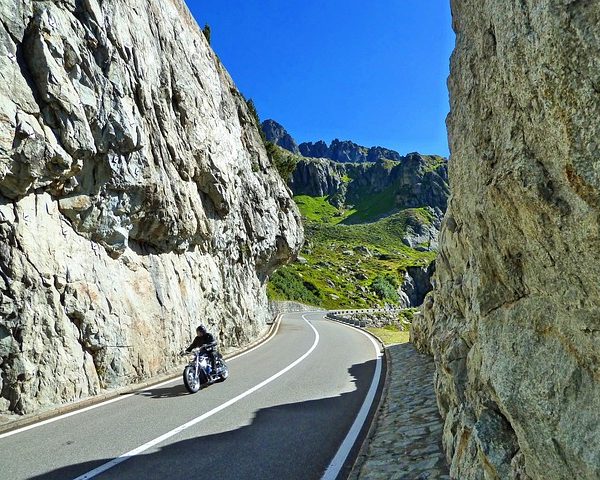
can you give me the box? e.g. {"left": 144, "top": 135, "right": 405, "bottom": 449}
{"left": 0, "top": 314, "right": 283, "bottom": 435}
{"left": 349, "top": 338, "right": 393, "bottom": 479}
{"left": 323, "top": 314, "right": 393, "bottom": 479}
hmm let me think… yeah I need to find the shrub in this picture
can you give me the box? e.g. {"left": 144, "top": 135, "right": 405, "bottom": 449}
{"left": 202, "top": 24, "right": 211, "bottom": 44}
{"left": 370, "top": 274, "right": 400, "bottom": 303}
{"left": 266, "top": 142, "right": 298, "bottom": 181}
{"left": 244, "top": 98, "right": 266, "bottom": 142}
{"left": 268, "top": 269, "right": 322, "bottom": 306}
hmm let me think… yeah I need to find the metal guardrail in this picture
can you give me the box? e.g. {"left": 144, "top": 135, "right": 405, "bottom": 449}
{"left": 327, "top": 308, "right": 403, "bottom": 316}
{"left": 325, "top": 314, "right": 368, "bottom": 328}
{"left": 326, "top": 307, "right": 420, "bottom": 329}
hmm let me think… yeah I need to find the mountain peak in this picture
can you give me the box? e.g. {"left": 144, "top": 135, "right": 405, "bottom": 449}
{"left": 261, "top": 119, "right": 300, "bottom": 154}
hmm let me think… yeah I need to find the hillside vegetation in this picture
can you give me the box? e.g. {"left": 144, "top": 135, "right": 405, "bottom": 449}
{"left": 267, "top": 195, "right": 436, "bottom": 309}
{"left": 262, "top": 121, "right": 447, "bottom": 311}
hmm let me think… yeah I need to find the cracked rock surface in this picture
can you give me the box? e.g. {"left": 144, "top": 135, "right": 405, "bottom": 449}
{"left": 412, "top": 2, "right": 600, "bottom": 479}
{"left": 0, "top": 0, "right": 302, "bottom": 415}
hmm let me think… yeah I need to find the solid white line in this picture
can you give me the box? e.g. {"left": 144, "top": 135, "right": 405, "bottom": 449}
{"left": 72, "top": 314, "right": 320, "bottom": 480}
{"left": 0, "top": 315, "right": 286, "bottom": 440}
{"left": 321, "top": 322, "right": 383, "bottom": 480}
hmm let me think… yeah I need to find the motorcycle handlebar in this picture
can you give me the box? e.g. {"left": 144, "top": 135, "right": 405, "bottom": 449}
{"left": 182, "top": 344, "right": 217, "bottom": 355}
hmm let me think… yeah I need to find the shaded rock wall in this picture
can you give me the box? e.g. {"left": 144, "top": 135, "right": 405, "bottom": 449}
{"left": 345, "top": 154, "right": 449, "bottom": 215}
{"left": 0, "top": 0, "right": 302, "bottom": 415}
{"left": 289, "top": 154, "right": 449, "bottom": 218}
{"left": 288, "top": 157, "right": 345, "bottom": 198}
{"left": 413, "top": 2, "right": 600, "bottom": 479}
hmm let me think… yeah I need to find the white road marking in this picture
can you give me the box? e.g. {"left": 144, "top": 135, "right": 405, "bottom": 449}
{"left": 321, "top": 321, "right": 383, "bottom": 480}
{"left": 72, "top": 315, "right": 320, "bottom": 480}
{"left": 0, "top": 315, "right": 285, "bottom": 440}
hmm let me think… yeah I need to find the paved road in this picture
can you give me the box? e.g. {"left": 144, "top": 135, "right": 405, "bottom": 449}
{"left": 0, "top": 312, "right": 383, "bottom": 480}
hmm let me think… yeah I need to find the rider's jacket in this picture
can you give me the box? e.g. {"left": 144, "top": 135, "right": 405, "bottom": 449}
{"left": 185, "top": 332, "right": 216, "bottom": 352}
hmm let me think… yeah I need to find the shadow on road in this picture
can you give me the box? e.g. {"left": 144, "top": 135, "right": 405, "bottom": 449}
{"left": 133, "top": 383, "right": 190, "bottom": 399}
{"left": 29, "top": 358, "right": 382, "bottom": 480}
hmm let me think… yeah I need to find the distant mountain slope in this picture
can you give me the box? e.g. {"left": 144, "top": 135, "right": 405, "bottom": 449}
{"left": 267, "top": 203, "right": 438, "bottom": 309}
{"left": 289, "top": 154, "right": 448, "bottom": 224}
{"left": 299, "top": 138, "right": 403, "bottom": 163}
{"left": 260, "top": 121, "right": 450, "bottom": 311}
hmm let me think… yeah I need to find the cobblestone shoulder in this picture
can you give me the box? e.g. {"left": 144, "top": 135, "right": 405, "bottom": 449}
{"left": 351, "top": 342, "right": 450, "bottom": 480}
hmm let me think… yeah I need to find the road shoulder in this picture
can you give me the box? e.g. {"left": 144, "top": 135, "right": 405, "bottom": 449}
{"left": 350, "top": 342, "right": 450, "bottom": 479}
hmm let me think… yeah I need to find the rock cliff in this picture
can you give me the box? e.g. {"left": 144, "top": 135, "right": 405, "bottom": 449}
{"left": 413, "top": 2, "right": 600, "bottom": 479}
{"left": 0, "top": 0, "right": 302, "bottom": 415}
{"left": 288, "top": 157, "right": 345, "bottom": 198}
{"left": 289, "top": 154, "right": 449, "bottom": 222}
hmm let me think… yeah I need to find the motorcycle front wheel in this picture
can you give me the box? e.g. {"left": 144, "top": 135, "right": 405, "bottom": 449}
{"left": 183, "top": 365, "right": 201, "bottom": 393}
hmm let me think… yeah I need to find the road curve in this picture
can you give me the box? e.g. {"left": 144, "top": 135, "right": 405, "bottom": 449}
{"left": 0, "top": 312, "right": 384, "bottom": 480}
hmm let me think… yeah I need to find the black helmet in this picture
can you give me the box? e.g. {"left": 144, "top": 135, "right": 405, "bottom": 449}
{"left": 196, "top": 325, "right": 207, "bottom": 334}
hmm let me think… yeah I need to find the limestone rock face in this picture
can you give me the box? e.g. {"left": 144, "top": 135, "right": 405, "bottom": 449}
{"left": 345, "top": 154, "right": 449, "bottom": 216}
{"left": 288, "top": 158, "right": 345, "bottom": 198}
{"left": 289, "top": 154, "right": 449, "bottom": 219}
{"left": 0, "top": 0, "right": 302, "bottom": 415}
{"left": 412, "top": 2, "right": 600, "bottom": 479}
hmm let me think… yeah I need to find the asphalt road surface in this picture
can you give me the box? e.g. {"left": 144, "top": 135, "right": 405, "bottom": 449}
{"left": 0, "top": 312, "right": 384, "bottom": 480}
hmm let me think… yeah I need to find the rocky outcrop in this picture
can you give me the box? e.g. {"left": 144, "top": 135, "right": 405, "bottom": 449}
{"left": 412, "top": 2, "right": 600, "bottom": 479}
{"left": 288, "top": 158, "right": 345, "bottom": 198}
{"left": 345, "top": 154, "right": 449, "bottom": 217}
{"left": 400, "top": 263, "right": 435, "bottom": 308}
{"left": 299, "top": 138, "right": 402, "bottom": 163}
{"left": 289, "top": 154, "right": 449, "bottom": 223}
{"left": 0, "top": 0, "right": 302, "bottom": 415}
{"left": 261, "top": 119, "right": 299, "bottom": 154}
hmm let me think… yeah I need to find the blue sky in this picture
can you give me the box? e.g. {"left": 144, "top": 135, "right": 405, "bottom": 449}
{"left": 186, "top": 1, "right": 454, "bottom": 156}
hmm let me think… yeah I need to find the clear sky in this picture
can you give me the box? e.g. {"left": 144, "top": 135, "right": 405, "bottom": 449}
{"left": 185, "top": 1, "right": 455, "bottom": 157}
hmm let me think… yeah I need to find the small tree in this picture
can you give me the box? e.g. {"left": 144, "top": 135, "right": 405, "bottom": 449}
{"left": 202, "top": 23, "right": 211, "bottom": 45}
{"left": 265, "top": 142, "right": 298, "bottom": 181}
{"left": 245, "top": 98, "right": 266, "bottom": 142}
{"left": 242, "top": 95, "right": 297, "bottom": 181}
{"left": 371, "top": 274, "right": 400, "bottom": 303}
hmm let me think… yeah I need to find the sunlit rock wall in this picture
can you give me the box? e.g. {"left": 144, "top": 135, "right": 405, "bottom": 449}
{"left": 0, "top": 0, "right": 302, "bottom": 415}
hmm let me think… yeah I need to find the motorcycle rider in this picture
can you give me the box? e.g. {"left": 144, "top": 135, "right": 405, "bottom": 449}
{"left": 183, "top": 325, "right": 218, "bottom": 373}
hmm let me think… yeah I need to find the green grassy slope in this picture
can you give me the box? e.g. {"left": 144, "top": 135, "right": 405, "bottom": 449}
{"left": 268, "top": 196, "right": 436, "bottom": 310}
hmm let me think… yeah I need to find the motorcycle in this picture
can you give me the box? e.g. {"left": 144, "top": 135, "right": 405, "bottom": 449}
{"left": 181, "top": 344, "right": 229, "bottom": 394}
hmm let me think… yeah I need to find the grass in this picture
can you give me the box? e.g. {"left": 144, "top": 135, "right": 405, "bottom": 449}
{"left": 293, "top": 195, "right": 353, "bottom": 224}
{"left": 267, "top": 268, "right": 322, "bottom": 306}
{"left": 268, "top": 196, "right": 436, "bottom": 310}
{"left": 366, "top": 325, "right": 410, "bottom": 346}
{"left": 343, "top": 183, "right": 398, "bottom": 224}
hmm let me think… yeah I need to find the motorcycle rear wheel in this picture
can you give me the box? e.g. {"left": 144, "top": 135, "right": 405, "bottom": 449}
{"left": 216, "top": 365, "right": 229, "bottom": 382}
{"left": 183, "top": 366, "right": 201, "bottom": 393}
